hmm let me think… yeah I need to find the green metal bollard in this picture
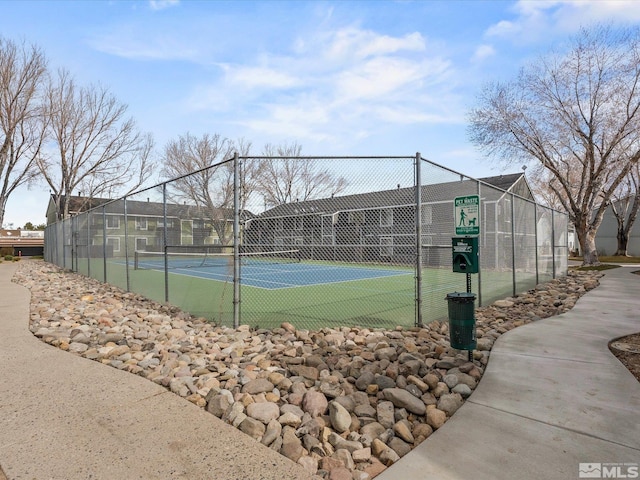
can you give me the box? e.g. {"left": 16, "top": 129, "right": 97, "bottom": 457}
{"left": 446, "top": 292, "right": 477, "bottom": 351}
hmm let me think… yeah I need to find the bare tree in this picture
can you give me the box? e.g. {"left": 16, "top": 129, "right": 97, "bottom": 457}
{"left": 0, "top": 37, "right": 48, "bottom": 227}
{"left": 609, "top": 164, "right": 640, "bottom": 256}
{"left": 259, "top": 141, "right": 347, "bottom": 207}
{"left": 38, "top": 69, "right": 153, "bottom": 219}
{"left": 527, "top": 166, "right": 569, "bottom": 211}
{"left": 468, "top": 26, "right": 640, "bottom": 265}
{"left": 161, "top": 132, "right": 233, "bottom": 245}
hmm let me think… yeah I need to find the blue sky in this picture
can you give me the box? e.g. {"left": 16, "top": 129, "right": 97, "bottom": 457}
{"left": 2, "top": 0, "right": 640, "bottom": 228}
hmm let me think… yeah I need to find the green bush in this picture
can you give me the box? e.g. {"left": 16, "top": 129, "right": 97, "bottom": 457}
{"left": 4, "top": 255, "right": 14, "bottom": 261}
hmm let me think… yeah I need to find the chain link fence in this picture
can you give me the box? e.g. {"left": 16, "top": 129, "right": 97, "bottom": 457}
{"left": 44, "top": 154, "right": 568, "bottom": 330}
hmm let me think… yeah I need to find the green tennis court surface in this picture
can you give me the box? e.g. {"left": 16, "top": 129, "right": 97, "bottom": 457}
{"left": 76, "top": 257, "right": 539, "bottom": 330}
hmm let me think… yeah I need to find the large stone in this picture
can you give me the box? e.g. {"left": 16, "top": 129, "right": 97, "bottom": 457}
{"left": 453, "top": 383, "right": 472, "bottom": 398}
{"left": 393, "top": 420, "right": 414, "bottom": 444}
{"left": 329, "top": 401, "right": 352, "bottom": 433}
{"left": 205, "top": 393, "right": 231, "bottom": 418}
{"left": 426, "top": 406, "right": 447, "bottom": 429}
{"left": 352, "top": 447, "right": 372, "bottom": 463}
{"left": 246, "top": 401, "right": 280, "bottom": 423}
{"left": 374, "top": 347, "right": 397, "bottom": 361}
{"left": 238, "top": 417, "right": 265, "bottom": 440}
{"left": 241, "top": 378, "right": 274, "bottom": 395}
{"left": 360, "top": 422, "right": 386, "bottom": 439}
{"left": 280, "top": 428, "right": 304, "bottom": 462}
{"left": 374, "top": 375, "right": 396, "bottom": 390}
{"left": 334, "top": 449, "right": 355, "bottom": 470}
{"left": 278, "top": 411, "right": 302, "bottom": 427}
{"left": 413, "top": 423, "right": 433, "bottom": 441}
{"left": 289, "top": 364, "right": 319, "bottom": 381}
{"left": 376, "top": 401, "right": 395, "bottom": 429}
{"left": 68, "top": 342, "right": 89, "bottom": 353}
{"left": 320, "top": 379, "right": 344, "bottom": 398}
{"left": 261, "top": 419, "right": 282, "bottom": 446}
{"left": 382, "top": 388, "right": 426, "bottom": 415}
{"left": 388, "top": 437, "right": 411, "bottom": 458}
{"left": 302, "top": 390, "right": 328, "bottom": 417}
{"left": 355, "top": 371, "right": 375, "bottom": 391}
{"left": 443, "top": 374, "right": 459, "bottom": 389}
{"left": 437, "top": 393, "right": 464, "bottom": 416}
{"left": 328, "top": 433, "right": 363, "bottom": 453}
{"left": 298, "top": 456, "right": 318, "bottom": 475}
{"left": 354, "top": 403, "right": 376, "bottom": 418}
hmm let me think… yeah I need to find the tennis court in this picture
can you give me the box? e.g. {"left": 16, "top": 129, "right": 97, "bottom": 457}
{"left": 96, "top": 250, "right": 415, "bottom": 329}
{"left": 47, "top": 155, "right": 568, "bottom": 332}
{"left": 133, "top": 249, "right": 413, "bottom": 290}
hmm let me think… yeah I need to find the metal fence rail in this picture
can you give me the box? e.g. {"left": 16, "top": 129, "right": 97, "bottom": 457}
{"left": 44, "top": 154, "right": 569, "bottom": 330}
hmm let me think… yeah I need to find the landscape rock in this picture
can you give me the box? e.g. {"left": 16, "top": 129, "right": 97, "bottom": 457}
{"left": 383, "top": 388, "right": 426, "bottom": 415}
{"left": 247, "top": 402, "right": 280, "bottom": 424}
{"left": 15, "top": 261, "right": 601, "bottom": 480}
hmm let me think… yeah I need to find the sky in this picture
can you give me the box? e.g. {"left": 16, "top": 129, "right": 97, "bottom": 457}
{"left": 2, "top": 0, "right": 640, "bottom": 228}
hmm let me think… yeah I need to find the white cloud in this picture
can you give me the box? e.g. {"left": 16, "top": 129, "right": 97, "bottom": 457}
{"left": 149, "top": 0, "right": 179, "bottom": 11}
{"left": 472, "top": 44, "right": 496, "bottom": 63}
{"left": 486, "top": 0, "right": 640, "bottom": 43}
{"left": 222, "top": 65, "right": 301, "bottom": 90}
{"left": 187, "top": 26, "right": 460, "bottom": 147}
{"left": 321, "top": 28, "right": 426, "bottom": 61}
{"left": 88, "top": 24, "right": 202, "bottom": 61}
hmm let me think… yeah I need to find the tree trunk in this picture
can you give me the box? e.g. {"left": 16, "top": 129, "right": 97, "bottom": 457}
{"left": 0, "top": 196, "right": 6, "bottom": 227}
{"left": 614, "top": 226, "right": 629, "bottom": 256}
{"left": 579, "top": 229, "right": 600, "bottom": 265}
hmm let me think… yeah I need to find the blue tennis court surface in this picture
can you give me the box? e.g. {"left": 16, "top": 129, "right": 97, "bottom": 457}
{"left": 163, "top": 262, "right": 412, "bottom": 290}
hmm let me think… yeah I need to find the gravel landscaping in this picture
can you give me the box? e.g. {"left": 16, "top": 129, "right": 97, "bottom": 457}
{"left": 14, "top": 260, "right": 602, "bottom": 479}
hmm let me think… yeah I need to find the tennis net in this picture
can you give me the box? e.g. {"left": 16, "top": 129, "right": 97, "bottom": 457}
{"left": 134, "top": 249, "right": 301, "bottom": 270}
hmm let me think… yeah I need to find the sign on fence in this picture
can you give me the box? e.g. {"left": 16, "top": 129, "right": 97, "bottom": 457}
{"left": 454, "top": 195, "right": 480, "bottom": 236}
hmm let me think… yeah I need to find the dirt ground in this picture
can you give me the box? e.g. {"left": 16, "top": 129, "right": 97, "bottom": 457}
{"left": 610, "top": 332, "right": 640, "bottom": 382}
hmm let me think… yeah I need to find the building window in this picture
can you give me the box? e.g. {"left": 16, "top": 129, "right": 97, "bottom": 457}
{"left": 157, "top": 218, "right": 174, "bottom": 229}
{"left": 421, "top": 205, "right": 433, "bottom": 225}
{"left": 349, "top": 210, "right": 365, "bottom": 224}
{"left": 91, "top": 214, "right": 103, "bottom": 227}
{"left": 500, "top": 199, "right": 512, "bottom": 223}
{"left": 106, "top": 236, "right": 120, "bottom": 253}
{"left": 135, "top": 217, "right": 148, "bottom": 230}
{"left": 380, "top": 236, "right": 393, "bottom": 256}
{"left": 106, "top": 216, "right": 120, "bottom": 229}
{"left": 380, "top": 209, "right": 393, "bottom": 227}
{"left": 135, "top": 237, "right": 147, "bottom": 251}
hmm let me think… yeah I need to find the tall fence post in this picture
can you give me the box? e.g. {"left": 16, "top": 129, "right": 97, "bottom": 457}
{"left": 72, "top": 216, "right": 77, "bottom": 272}
{"left": 534, "top": 204, "right": 539, "bottom": 285}
{"left": 511, "top": 193, "right": 517, "bottom": 297}
{"left": 163, "top": 184, "right": 169, "bottom": 302}
{"left": 102, "top": 206, "right": 107, "bottom": 283}
{"left": 86, "top": 213, "right": 91, "bottom": 278}
{"left": 233, "top": 152, "right": 241, "bottom": 329}
{"left": 477, "top": 180, "right": 483, "bottom": 307}
{"left": 551, "top": 209, "right": 556, "bottom": 279}
{"left": 415, "top": 152, "right": 423, "bottom": 328}
{"left": 124, "top": 197, "right": 131, "bottom": 292}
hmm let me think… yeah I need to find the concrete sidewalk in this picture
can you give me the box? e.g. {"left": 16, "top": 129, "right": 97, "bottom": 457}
{"left": 0, "top": 262, "right": 313, "bottom": 480}
{"left": 377, "top": 266, "right": 640, "bottom": 480}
